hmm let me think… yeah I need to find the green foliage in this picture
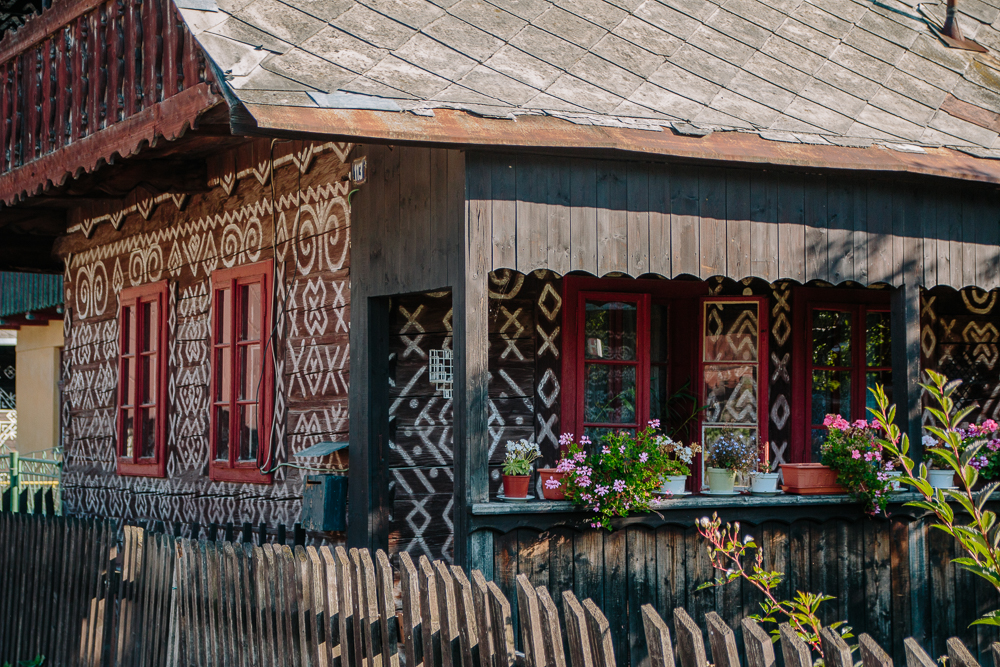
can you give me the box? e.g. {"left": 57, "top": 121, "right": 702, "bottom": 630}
{"left": 819, "top": 419, "right": 894, "bottom": 515}
{"left": 696, "top": 514, "right": 853, "bottom": 657}
{"left": 704, "top": 431, "right": 758, "bottom": 474}
{"left": 501, "top": 439, "right": 541, "bottom": 476}
{"left": 869, "top": 371, "right": 1000, "bottom": 627}
{"left": 2, "top": 655, "right": 45, "bottom": 667}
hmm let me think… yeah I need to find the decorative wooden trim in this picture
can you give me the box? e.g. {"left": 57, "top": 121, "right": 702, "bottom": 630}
{"left": 208, "top": 259, "right": 274, "bottom": 484}
{"left": 0, "top": 0, "right": 107, "bottom": 65}
{"left": 116, "top": 279, "right": 170, "bottom": 478}
{"left": 0, "top": 81, "right": 220, "bottom": 206}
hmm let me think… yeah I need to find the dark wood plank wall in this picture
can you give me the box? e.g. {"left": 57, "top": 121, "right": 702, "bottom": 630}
{"left": 484, "top": 513, "right": 998, "bottom": 667}
{"left": 56, "top": 139, "right": 353, "bottom": 534}
{"left": 468, "top": 153, "right": 1000, "bottom": 290}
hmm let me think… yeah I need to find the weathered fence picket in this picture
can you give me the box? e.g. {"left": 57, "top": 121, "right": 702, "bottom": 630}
{"left": 4, "top": 515, "right": 1000, "bottom": 667}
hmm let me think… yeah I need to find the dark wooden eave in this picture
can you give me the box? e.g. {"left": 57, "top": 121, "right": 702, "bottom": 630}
{"left": 235, "top": 105, "right": 1000, "bottom": 186}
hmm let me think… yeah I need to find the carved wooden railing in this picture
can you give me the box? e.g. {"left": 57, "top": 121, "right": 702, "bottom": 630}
{"left": 0, "top": 0, "right": 219, "bottom": 203}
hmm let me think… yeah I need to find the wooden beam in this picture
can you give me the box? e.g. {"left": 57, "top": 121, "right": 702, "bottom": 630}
{"left": 891, "top": 283, "right": 922, "bottom": 461}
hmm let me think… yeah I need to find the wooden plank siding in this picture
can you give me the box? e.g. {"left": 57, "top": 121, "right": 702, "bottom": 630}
{"left": 468, "top": 153, "right": 1000, "bottom": 289}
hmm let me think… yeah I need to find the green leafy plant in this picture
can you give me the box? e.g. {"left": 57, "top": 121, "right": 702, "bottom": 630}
{"left": 819, "top": 415, "right": 894, "bottom": 515}
{"left": 705, "top": 431, "right": 758, "bottom": 474}
{"left": 870, "top": 370, "right": 1000, "bottom": 626}
{"left": 2, "top": 655, "right": 45, "bottom": 667}
{"left": 501, "top": 439, "right": 540, "bottom": 476}
{"left": 559, "top": 422, "right": 671, "bottom": 530}
{"left": 696, "top": 513, "right": 852, "bottom": 656}
{"left": 657, "top": 436, "right": 702, "bottom": 477}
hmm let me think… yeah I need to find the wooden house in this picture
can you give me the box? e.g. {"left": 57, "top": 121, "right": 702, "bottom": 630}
{"left": 7, "top": 0, "right": 1000, "bottom": 658}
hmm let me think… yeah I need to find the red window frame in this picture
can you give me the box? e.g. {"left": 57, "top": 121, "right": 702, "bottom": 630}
{"left": 117, "top": 281, "right": 169, "bottom": 477}
{"left": 562, "top": 276, "right": 707, "bottom": 446}
{"left": 696, "top": 296, "right": 770, "bottom": 480}
{"left": 791, "top": 288, "right": 891, "bottom": 462}
{"left": 210, "top": 261, "right": 274, "bottom": 484}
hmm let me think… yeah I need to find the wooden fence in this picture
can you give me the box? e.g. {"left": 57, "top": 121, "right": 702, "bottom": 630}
{"left": 2, "top": 512, "right": 998, "bottom": 667}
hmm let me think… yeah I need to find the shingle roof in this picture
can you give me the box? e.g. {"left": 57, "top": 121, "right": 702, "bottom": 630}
{"left": 177, "top": 0, "right": 1000, "bottom": 155}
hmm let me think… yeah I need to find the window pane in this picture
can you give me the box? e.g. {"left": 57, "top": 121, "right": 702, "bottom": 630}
{"left": 122, "top": 356, "right": 135, "bottom": 408}
{"left": 239, "top": 404, "right": 259, "bottom": 462}
{"left": 241, "top": 282, "right": 262, "bottom": 342}
{"left": 651, "top": 304, "right": 668, "bottom": 363}
{"left": 215, "top": 348, "right": 231, "bottom": 402}
{"left": 583, "top": 364, "right": 637, "bottom": 424}
{"left": 141, "top": 355, "right": 155, "bottom": 404}
{"left": 704, "top": 302, "right": 759, "bottom": 362}
{"left": 215, "top": 406, "right": 230, "bottom": 462}
{"left": 811, "top": 370, "right": 851, "bottom": 426}
{"left": 142, "top": 300, "right": 157, "bottom": 352}
{"left": 812, "top": 310, "right": 851, "bottom": 366}
{"left": 866, "top": 370, "right": 892, "bottom": 413}
{"left": 140, "top": 408, "right": 156, "bottom": 459}
{"left": 239, "top": 344, "right": 262, "bottom": 401}
{"left": 703, "top": 364, "right": 758, "bottom": 425}
{"left": 649, "top": 365, "right": 668, "bottom": 425}
{"left": 122, "top": 409, "right": 134, "bottom": 458}
{"left": 584, "top": 300, "right": 637, "bottom": 361}
{"left": 584, "top": 426, "right": 635, "bottom": 445}
{"left": 121, "top": 306, "right": 132, "bottom": 354}
{"left": 703, "top": 426, "right": 758, "bottom": 464}
{"left": 811, "top": 429, "right": 826, "bottom": 462}
{"left": 866, "top": 312, "right": 891, "bottom": 367}
{"left": 216, "top": 288, "right": 231, "bottom": 342}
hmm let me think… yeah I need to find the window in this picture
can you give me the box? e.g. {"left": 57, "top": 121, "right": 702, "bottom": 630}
{"left": 797, "top": 290, "right": 891, "bottom": 460}
{"left": 210, "top": 261, "right": 273, "bottom": 483}
{"left": 698, "top": 298, "right": 769, "bottom": 475}
{"left": 117, "top": 281, "right": 169, "bottom": 477}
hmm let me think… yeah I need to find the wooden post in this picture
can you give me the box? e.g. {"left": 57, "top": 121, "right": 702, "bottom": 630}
{"left": 515, "top": 574, "right": 545, "bottom": 667}
{"left": 859, "top": 633, "right": 894, "bottom": 667}
{"left": 706, "top": 612, "right": 740, "bottom": 667}
{"left": 741, "top": 619, "right": 774, "bottom": 667}
{"left": 582, "top": 599, "right": 615, "bottom": 667}
{"left": 335, "top": 546, "right": 362, "bottom": 667}
{"left": 360, "top": 550, "right": 383, "bottom": 667}
{"left": 820, "top": 626, "right": 853, "bottom": 667}
{"left": 672, "top": 608, "right": 707, "bottom": 667}
{"left": 399, "top": 552, "right": 423, "bottom": 667}
{"left": 947, "top": 638, "right": 980, "bottom": 667}
{"left": 641, "top": 605, "right": 674, "bottom": 667}
{"left": 903, "top": 638, "right": 937, "bottom": 667}
{"left": 778, "top": 624, "right": 812, "bottom": 667}
{"left": 891, "top": 282, "right": 922, "bottom": 459}
{"left": 990, "top": 642, "right": 1000, "bottom": 667}
{"left": 488, "top": 582, "right": 516, "bottom": 667}
{"left": 535, "top": 586, "right": 568, "bottom": 667}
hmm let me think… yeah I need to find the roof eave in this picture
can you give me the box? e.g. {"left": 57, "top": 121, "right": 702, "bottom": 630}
{"left": 235, "top": 104, "right": 1000, "bottom": 186}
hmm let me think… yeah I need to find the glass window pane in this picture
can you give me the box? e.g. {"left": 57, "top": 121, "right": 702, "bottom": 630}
{"left": 811, "top": 429, "right": 826, "bottom": 462}
{"left": 811, "top": 370, "right": 851, "bottom": 426}
{"left": 215, "top": 406, "right": 230, "bottom": 462}
{"left": 122, "top": 356, "right": 135, "bottom": 408}
{"left": 140, "top": 408, "right": 156, "bottom": 459}
{"left": 812, "top": 310, "right": 852, "bottom": 367}
{"left": 866, "top": 370, "right": 892, "bottom": 413}
{"left": 651, "top": 304, "right": 668, "bottom": 363}
{"left": 240, "top": 345, "right": 262, "bottom": 401}
{"left": 703, "top": 364, "right": 758, "bottom": 425}
{"left": 866, "top": 312, "right": 891, "bottom": 367}
{"left": 239, "top": 404, "right": 259, "bottom": 462}
{"left": 122, "top": 409, "right": 134, "bottom": 458}
{"left": 141, "top": 355, "right": 155, "bottom": 404}
{"left": 142, "top": 300, "right": 157, "bottom": 352}
{"left": 584, "top": 300, "right": 637, "bottom": 361}
{"left": 241, "top": 282, "right": 262, "bottom": 342}
{"left": 121, "top": 306, "right": 131, "bottom": 354}
{"left": 649, "top": 365, "right": 668, "bottom": 425}
{"left": 704, "top": 302, "right": 759, "bottom": 362}
{"left": 215, "top": 348, "right": 231, "bottom": 402}
{"left": 583, "top": 364, "right": 637, "bottom": 424}
{"left": 584, "top": 426, "right": 634, "bottom": 446}
{"left": 703, "top": 426, "right": 758, "bottom": 464}
{"left": 216, "top": 288, "right": 231, "bottom": 342}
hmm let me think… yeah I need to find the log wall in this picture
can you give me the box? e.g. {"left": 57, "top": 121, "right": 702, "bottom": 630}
{"left": 55, "top": 138, "right": 353, "bottom": 532}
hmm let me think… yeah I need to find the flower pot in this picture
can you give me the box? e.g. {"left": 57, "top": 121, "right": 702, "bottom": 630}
{"left": 779, "top": 464, "right": 845, "bottom": 494}
{"left": 706, "top": 467, "right": 737, "bottom": 494}
{"left": 887, "top": 470, "right": 903, "bottom": 491}
{"left": 658, "top": 475, "right": 688, "bottom": 495}
{"left": 502, "top": 474, "right": 531, "bottom": 499}
{"left": 750, "top": 472, "right": 780, "bottom": 494}
{"left": 928, "top": 469, "right": 954, "bottom": 489}
{"left": 538, "top": 469, "right": 565, "bottom": 500}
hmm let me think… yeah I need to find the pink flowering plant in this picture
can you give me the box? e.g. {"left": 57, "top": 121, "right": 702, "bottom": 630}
{"left": 819, "top": 415, "right": 895, "bottom": 515}
{"left": 557, "top": 421, "right": 671, "bottom": 530}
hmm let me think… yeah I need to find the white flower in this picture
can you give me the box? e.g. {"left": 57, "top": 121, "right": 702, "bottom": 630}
{"left": 922, "top": 434, "right": 936, "bottom": 447}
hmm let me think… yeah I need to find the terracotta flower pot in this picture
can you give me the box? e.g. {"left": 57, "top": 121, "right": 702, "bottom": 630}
{"left": 538, "top": 468, "right": 565, "bottom": 500}
{"left": 502, "top": 474, "right": 531, "bottom": 499}
{"left": 779, "top": 463, "right": 845, "bottom": 494}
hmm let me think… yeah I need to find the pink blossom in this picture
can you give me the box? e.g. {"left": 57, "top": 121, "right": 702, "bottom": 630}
{"left": 595, "top": 485, "right": 609, "bottom": 497}
{"left": 864, "top": 452, "right": 875, "bottom": 462}
{"left": 639, "top": 452, "right": 649, "bottom": 463}
{"left": 559, "top": 432, "right": 575, "bottom": 446}
{"left": 648, "top": 419, "right": 661, "bottom": 428}
{"left": 619, "top": 445, "right": 626, "bottom": 454}
{"left": 613, "top": 479, "right": 626, "bottom": 492}
{"left": 602, "top": 446, "right": 611, "bottom": 455}
{"left": 851, "top": 450, "right": 861, "bottom": 459}
{"left": 853, "top": 419, "right": 869, "bottom": 429}
{"left": 574, "top": 452, "right": 586, "bottom": 463}
{"left": 823, "top": 414, "right": 838, "bottom": 427}
{"left": 885, "top": 461, "right": 894, "bottom": 471}
{"left": 580, "top": 436, "right": 592, "bottom": 445}
{"left": 986, "top": 419, "right": 999, "bottom": 432}
{"left": 544, "top": 478, "right": 561, "bottom": 489}
{"left": 823, "top": 414, "right": 850, "bottom": 431}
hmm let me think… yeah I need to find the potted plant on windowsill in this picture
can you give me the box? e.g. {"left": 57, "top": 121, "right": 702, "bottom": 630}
{"left": 704, "top": 432, "right": 758, "bottom": 495}
{"left": 818, "top": 414, "right": 894, "bottom": 514}
{"left": 655, "top": 436, "right": 701, "bottom": 495}
{"left": 501, "top": 439, "right": 541, "bottom": 500}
